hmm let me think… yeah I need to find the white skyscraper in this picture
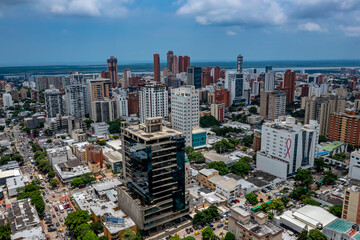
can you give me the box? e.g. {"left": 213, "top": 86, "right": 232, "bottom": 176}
{"left": 3, "top": 93, "right": 13, "bottom": 107}
{"left": 139, "top": 82, "right": 168, "bottom": 123}
{"left": 264, "top": 70, "right": 275, "bottom": 92}
{"left": 45, "top": 86, "right": 64, "bottom": 118}
{"left": 116, "top": 95, "right": 128, "bottom": 117}
{"left": 257, "top": 116, "right": 319, "bottom": 179}
{"left": 65, "top": 84, "right": 88, "bottom": 119}
{"left": 171, "top": 86, "right": 206, "bottom": 147}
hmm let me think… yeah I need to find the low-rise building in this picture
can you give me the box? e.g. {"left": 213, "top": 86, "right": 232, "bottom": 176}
{"left": 46, "top": 146, "right": 72, "bottom": 167}
{"left": 323, "top": 218, "right": 360, "bottom": 240}
{"left": 5, "top": 199, "right": 46, "bottom": 240}
{"left": 103, "top": 151, "right": 122, "bottom": 171}
{"left": 349, "top": 150, "right": 360, "bottom": 181}
{"left": 228, "top": 207, "right": 283, "bottom": 240}
{"left": 45, "top": 114, "right": 69, "bottom": 132}
{"left": 91, "top": 122, "right": 110, "bottom": 137}
{"left": 72, "top": 142, "right": 89, "bottom": 161}
{"left": 24, "top": 114, "right": 46, "bottom": 129}
{"left": 54, "top": 160, "right": 92, "bottom": 183}
{"left": 70, "top": 129, "right": 87, "bottom": 142}
{"left": 0, "top": 168, "right": 21, "bottom": 185}
{"left": 198, "top": 169, "right": 219, "bottom": 190}
{"left": 85, "top": 144, "right": 103, "bottom": 175}
{"left": 6, "top": 176, "right": 28, "bottom": 197}
{"left": 214, "top": 177, "right": 241, "bottom": 200}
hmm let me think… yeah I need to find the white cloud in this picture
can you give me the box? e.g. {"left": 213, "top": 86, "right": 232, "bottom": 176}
{"left": 298, "top": 22, "right": 327, "bottom": 32}
{"left": 226, "top": 30, "right": 236, "bottom": 36}
{"left": 33, "top": 0, "right": 130, "bottom": 17}
{"left": 340, "top": 25, "right": 360, "bottom": 37}
{"left": 177, "top": 0, "right": 287, "bottom": 27}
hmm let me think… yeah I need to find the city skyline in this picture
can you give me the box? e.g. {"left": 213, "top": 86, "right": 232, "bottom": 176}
{"left": 1, "top": 0, "right": 360, "bottom": 66}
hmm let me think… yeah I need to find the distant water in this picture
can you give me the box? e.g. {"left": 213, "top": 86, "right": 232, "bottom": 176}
{"left": 1, "top": 59, "right": 360, "bottom": 75}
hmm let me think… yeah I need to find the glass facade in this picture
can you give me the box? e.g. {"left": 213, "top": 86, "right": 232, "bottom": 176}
{"left": 192, "top": 132, "right": 206, "bottom": 148}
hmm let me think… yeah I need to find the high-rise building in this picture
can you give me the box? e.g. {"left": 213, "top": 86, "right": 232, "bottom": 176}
{"left": 172, "top": 55, "right": 178, "bottom": 74}
{"left": 30, "top": 89, "right": 40, "bottom": 102}
{"left": 123, "top": 68, "right": 131, "bottom": 89}
{"left": 349, "top": 150, "right": 360, "bottom": 181}
{"left": 153, "top": 54, "right": 160, "bottom": 82}
{"left": 304, "top": 95, "right": 345, "bottom": 136}
{"left": 115, "top": 95, "right": 128, "bottom": 117}
{"left": 282, "top": 70, "right": 296, "bottom": 104}
{"left": 187, "top": 67, "right": 202, "bottom": 89}
{"left": 260, "top": 91, "right": 287, "bottom": 120}
{"left": 328, "top": 113, "right": 360, "bottom": 146}
{"left": 171, "top": 86, "right": 206, "bottom": 147}
{"left": 342, "top": 186, "right": 360, "bottom": 224}
{"left": 167, "top": 51, "right": 174, "bottom": 71}
{"left": 20, "top": 88, "right": 28, "bottom": 100}
{"left": 213, "top": 66, "right": 221, "bottom": 83}
{"left": 10, "top": 89, "right": 19, "bottom": 102}
{"left": 202, "top": 67, "right": 212, "bottom": 88}
{"left": 3, "top": 93, "right": 13, "bottom": 108}
{"left": 301, "top": 84, "right": 309, "bottom": 97}
{"left": 265, "top": 66, "right": 272, "bottom": 72}
{"left": 127, "top": 92, "right": 139, "bottom": 115}
{"left": 237, "top": 54, "right": 243, "bottom": 73}
{"left": 107, "top": 56, "right": 119, "bottom": 88}
{"left": 85, "top": 144, "right": 103, "bottom": 175}
{"left": 257, "top": 116, "right": 319, "bottom": 179}
{"left": 178, "top": 56, "right": 184, "bottom": 73}
{"left": 65, "top": 84, "right": 89, "bottom": 119}
{"left": 184, "top": 56, "right": 190, "bottom": 72}
{"left": 118, "top": 117, "right": 189, "bottom": 234}
{"left": 233, "top": 72, "right": 244, "bottom": 104}
{"left": 45, "top": 87, "right": 64, "bottom": 118}
{"left": 211, "top": 103, "right": 225, "bottom": 122}
{"left": 264, "top": 70, "right": 275, "bottom": 92}
{"left": 88, "top": 78, "right": 116, "bottom": 122}
{"left": 139, "top": 83, "right": 168, "bottom": 123}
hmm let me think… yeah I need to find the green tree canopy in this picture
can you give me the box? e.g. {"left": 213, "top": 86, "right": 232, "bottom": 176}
{"left": 81, "top": 173, "right": 96, "bottom": 184}
{"left": 294, "top": 168, "right": 313, "bottom": 188}
{"left": 314, "top": 158, "right": 325, "bottom": 172}
{"left": 207, "top": 161, "right": 229, "bottom": 175}
{"left": 230, "top": 160, "right": 250, "bottom": 177}
{"left": 0, "top": 155, "right": 11, "bottom": 165}
{"left": 318, "top": 135, "right": 327, "bottom": 143}
{"left": 65, "top": 210, "right": 91, "bottom": 230}
{"left": 185, "top": 146, "right": 194, "bottom": 155}
{"left": 329, "top": 205, "right": 342, "bottom": 218}
{"left": 71, "top": 178, "right": 85, "bottom": 187}
{"left": 0, "top": 223, "right": 11, "bottom": 240}
{"left": 122, "top": 228, "right": 137, "bottom": 240}
{"left": 323, "top": 171, "right": 338, "bottom": 185}
{"left": 107, "top": 119, "right": 122, "bottom": 134}
{"left": 242, "top": 135, "right": 253, "bottom": 147}
{"left": 224, "top": 232, "right": 235, "bottom": 240}
{"left": 200, "top": 115, "right": 220, "bottom": 128}
{"left": 74, "top": 223, "right": 92, "bottom": 239}
{"left": 82, "top": 231, "right": 98, "bottom": 240}
{"left": 308, "top": 229, "right": 327, "bottom": 240}
{"left": 47, "top": 171, "right": 55, "bottom": 179}
{"left": 245, "top": 193, "right": 258, "bottom": 205}
{"left": 248, "top": 106, "right": 257, "bottom": 114}
{"left": 331, "top": 152, "right": 347, "bottom": 162}
{"left": 49, "top": 178, "right": 59, "bottom": 188}
{"left": 202, "top": 227, "right": 215, "bottom": 240}
{"left": 188, "top": 151, "right": 205, "bottom": 163}
{"left": 90, "top": 222, "right": 103, "bottom": 234}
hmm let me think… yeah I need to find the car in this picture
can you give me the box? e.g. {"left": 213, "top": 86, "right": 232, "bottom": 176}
{"left": 186, "top": 229, "right": 190, "bottom": 234}
{"left": 45, "top": 199, "right": 49, "bottom": 203}
{"left": 189, "top": 228, "right": 193, "bottom": 233}
{"left": 52, "top": 194, "right": 55, "bottom": 198}
{"left": 56, "top": 223, "right": 60, "bottom": 227}
{"left": 52, "top": 214, "right": 56, "bottom": 218}
{"left": 59, "top": 218, "right": 63, "bottom": 222}
{"left": 57, "top": 212, "right": 61, "bottom": 216}
{"left": 217, "top": 224, "right": 223, "bottom": 228}
{"left": 47, "top": 224, "right": 54, "bottom": 228}
{"left": 48, "top": 228, "right": 57, "bottom": 232}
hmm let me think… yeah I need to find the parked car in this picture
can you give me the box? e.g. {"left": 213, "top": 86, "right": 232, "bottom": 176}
{"left": 48, "top": 228, "right": 57, "bottom": 232}
{"left": 56, "top": 222, "right": 60, "bottom": 227}
{"left": 217, "top": 224, "right": 224, "bottom": 228}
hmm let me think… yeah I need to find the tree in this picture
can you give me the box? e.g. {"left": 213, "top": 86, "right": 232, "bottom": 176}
{"left": 348, "top": 143, "right": 355, "bottom": 153}
{"left": 242, "top": 135, "right": 253, "bottom": 147}
{"left": 97, "top": 140, "right": 106, "bottom": 146}
{"left": 74, "top": 223, "right": 92, "bottom": 238}
{"left": 112, "top": 135, "right": 119, "bottom": 140}
{"left": 224, "top": 232, "right": 235, "bottom": 240}
{"left": 122, "top": 228, "right": 137, "bottom": 240}
{"left": 0, "top": 155, "right": 11, "bottom": 165}
{"left": 200, "top": 115, "right": 220, "bottom": 128}
{"left": 297, "top": 226, "right": 309, "bottom": 240}
{"left": 183, "top": 237, "right": 196, "bottom": 240}
{"left": 302, "top": 198, "right": 320, "bottom": 206}
{"left": 23, "top": 127, "right": 31, "bottom": 134}
{"left": 290, "top": 187, "right": 309, "bottom": 201}
{"left": 107, "top": 119, "right": 122, "bottom": 134}
{"left": 248, "top": 106, "right": 257, "bottom": 114}
{"left": 47, "top": 171, "right": 55, "bottom": 179}
{"left": 32, "top": 129, "right": 39, "bottom": 137}
{"left": 329, "top": 205, "right": 342, "bottom": 217}
{"left": 318, "top": 135, "right": 327, "bottom": 143}
{"left": 65, "top": 210, "right": 91, "bottom": 230}
{"left": 294, "top": 168, "right": 313, "bottom": 188}
{"left": 207, "top": 161, "right": 229, "bottom": 175}
{"left": 90, "top": 222, "right": 103, "bottom": 234}
{"left": 230, "top": 160, "right": 250, "bottom": 177}
{"left": 81, "top": 173, "right": 96, "bottom": 184}
{"left": 71, "top": 178, "right": 85, "bottom": 187}
{"left": 187, "top": 151, "right": 205, "bottom": 163}
{"left": 82, "top": 231, "right": 99, "bottom": 240}
{"left": 308, "top": 229, "right": 327, "bottom": 240}
{"left": 0, "top": 223, "right": 11, "bottom": 240}
{"left": 201, "top": 227, "right": 214, "bottom": 240}
{"left": 11, "top": 153, "right": 24, "bottom": 165}
{"left": 185, "top": 146, "right": 194, "bottom": 155}
{"left": 314, "top": 158, "right": 325, "bottom": 172}
{"left": 46, "top": 139, "right": 52, "bottom": 143}
{"left": 323, "top": 171, "right": 338, "bottom": 185}
{"left": 49, "top": 178, "right": 59, "bottom": 188}
{"left": 331, "top": 152, "right": 347, "bottom": 162}
{"left": 281, "top": 197, "right": 290, "bottom": 208}
{"left": 245, "top": 193, "right": 258, "bottom": 205}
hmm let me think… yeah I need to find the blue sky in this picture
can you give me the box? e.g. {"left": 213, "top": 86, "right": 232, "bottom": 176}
{"left": 1, "top": 0, "right": 360, "bottom": 66}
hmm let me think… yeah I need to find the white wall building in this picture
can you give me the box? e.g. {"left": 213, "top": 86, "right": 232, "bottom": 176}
{"left": 46, "top": 146, "right": 72, "bottom": 167}
{"left": 3, "top": 93, "right": 13, "bottom": 107}
{"left": 257, "top": 116, "right": 319, "bottom": 179}
{"left": 349, "top": 150, "right": 360, "bottom": 181}
{"left": 91, "top": 122, "right": 110, "bottom": 137}
{"left": 171, "top": 86, "right": 202, "bottom": 146}
{"left": 45, "top": 86, "right": 64, "bottom": 118}
{"left": 65, "top": 84, "right": 89, "bottom": 119}
{"left": 264, "top": 70, "right": 275, "bottom": 92}
{"left": 115, "top": 95, "right": 128, "bottom": 117}
{"left": 139, "top": 82, "right": 168, "bottom": 123}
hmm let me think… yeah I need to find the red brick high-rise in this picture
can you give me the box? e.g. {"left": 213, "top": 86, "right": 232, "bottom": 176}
{"left": 184, "top": 56, "right": 190, "bottom": 72}
{"left": 127, "top": 92, "right": 139, "bottom": 115}
{"left": 85, "top": 144, "right": 103, "bottom": 169}
{"left": 202, "top": 67, "right": 212, "bottom": 88}
{"left": 167, "top": 51, "right": 174, "bottom": 71}
{"left": 213, "top": 66, "right": 221, "bottom": 83}
{"left": 101, "top": 71, "right": 110, "bottom": 79}
{"left": 172, "top": 55, "right": 178, "bottom": 74}
{"left": 328, "top": 112, "right": 360, "bottom": 147}
{"left": 107, "top": 56, "right": 119, "bottom": 88}
{"left": 220, "top": 68, "right": 226, "bottom": 79}
{"left": 282, "top": 70, "right": 296, "bottom": 104}
{"left": 178, "top": 56, "right": 184, "bottom": 73}
{"left": 301, "top": 84, "right": 309, "bottom": 97}
{"left": 153, "top": 54, "right": 160, "bottom": 82}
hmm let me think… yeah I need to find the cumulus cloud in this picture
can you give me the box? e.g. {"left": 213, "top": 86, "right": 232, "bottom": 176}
{"left": 298, "top": 22, "right": 327, "bottom": 32}
{"left": 177, "top": 0, "right": 287, "bottom": 27}
{"left": 226, "top": 30, "right": 236, "bottom": 36}
{"left": 340, "top": 25, "right": 360, "bottom": 37}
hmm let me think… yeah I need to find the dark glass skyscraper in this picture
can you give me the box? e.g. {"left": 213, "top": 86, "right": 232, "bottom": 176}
{"left": 187, "top": 66, "right": 202, "bottom": 89}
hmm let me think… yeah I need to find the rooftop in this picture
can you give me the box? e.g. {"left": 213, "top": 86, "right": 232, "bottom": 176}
{"left": 325, "top": 219, "right": 355, "bottom": 233}
{"left": 199, "top": 168, "right": 218, "bottom": 177}
{"left": 321, "top": 141, "right": 346, "bottom": 151}
{"left": 125, "top": 121, "right": 183, "bottom": 141}
{"left": 103, "top": 151, "right": 122, "bottom": 163}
